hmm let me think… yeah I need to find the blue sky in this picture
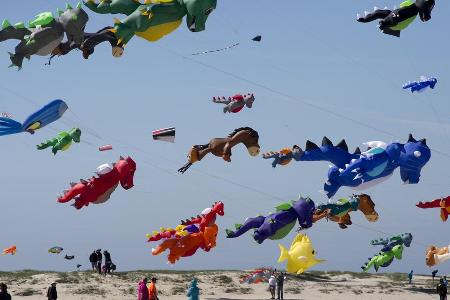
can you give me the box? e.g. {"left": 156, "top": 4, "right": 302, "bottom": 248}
{"left": 0, "top": 0, "right": 449, "bottom": 274}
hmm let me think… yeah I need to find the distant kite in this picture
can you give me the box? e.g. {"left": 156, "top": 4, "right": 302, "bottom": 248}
{"left": 64, "top": 255, "right": 75, "bottom": 260}
{"left": 152, "top": 127, "right": 175, "bottom": 143}
{"left": 99, "top": 144, "right": 113, "bottom": 151}
{"left": 2, "top": 246, "right": 16, "bottom": 255}
{"left": 403, "top": 76, "right": 437, "bottom": 93}
{"left": 192, "top": 35, "right": 261, "bottom": 55}
{"left": 48, "top": 247, "right": 63, "bottom": 254}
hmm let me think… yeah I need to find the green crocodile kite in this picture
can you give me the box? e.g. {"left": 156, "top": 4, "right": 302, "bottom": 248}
{"left": 37, "top": 128, "right": 81, "bottom": 155}
{"left": 0, "top": 3, "right": 89, "bottom": 69}
{"left": 81, "top": 0, "right": 217, "bottom": 58}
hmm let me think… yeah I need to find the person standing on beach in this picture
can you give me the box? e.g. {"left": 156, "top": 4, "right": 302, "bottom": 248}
{"left": 0, "top": 283, "right": 11, "bottom": 300}
{"left": 437, "top": 278, "right": 447, "bottom": 300}
{"left": 138, "top": 277, "right": 149, "bottom": 300}
{"left": 187, "top": 279, "right": 200, "bottom": 300}
{"left": 276, "top": 272, "right": 286, "bottom": 300}
{"left": 47, "top": 282, "right": 58, "bottom": 300}
{"left": 96, "top": 249, "right": 102, "bottom": 274}
{"left": 104, "top": 250, "right": 112, "bottom": 274}
{"left": 148, "top": 277, "right": 159, "bottom": 300}
{"left": 89, "top": 250, "right": 97, "bottom": 271}
{"left": 408, "top": 270, "right": 413, "bottom": 284}
{"left": 268, "top": 272, "right": 276, "bottom": 299}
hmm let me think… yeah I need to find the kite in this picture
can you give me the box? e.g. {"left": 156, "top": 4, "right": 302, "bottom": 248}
{"left": 0, "top": 3, "right": 89, "bottom": 69}
{"left": 178, "top": 127, "right": 260, "bottom": 173}
{"left": 417, "top": 196, "right": 450, "bottom": 221}
{"left": 2, "top": 246, "right": 16, "bottom": 256}
{"left": 192, "top": 35, "right": 261, "bottom": 55}
{"left": 403, "top": 76, "right": 437, "bottom": 93}
{"left": 212, "top": 94, "right": 255, "bottom": 114}
{"left": 278, "top": 234, "right": 324, "bottom": 274}
{"left": 148, "top": 202, "right": 224, "bottom": 264}
{"left": 263, "top": 135, "right": 431, "bottom": 198}
{"left": 356, "top": 0, "right": 435, "bottom": 37}
{"left": 239, "top": 268, "right": 273, "bottom": 284}
{"left": 57, "top": 156, "right": 136, "bottom": 209}
{"left": 81, "top": 0, "right": 217, "bottom": 58}
{"left": 226, "top": 197, "right": 316, "bottom": 244}
{"left": 99, "top": 144, "right": 113, "bottom": 151}
{"left": 362, "top": 233, "right": 412, "bottom": 272}
{"left": 187, "top": 279, "right": 200, "bottom": 300}
{"left": 152, "top": 127, "right": 175, "bottom": 143}
{"left": 64, "top": 255, "right": 75, "bottom": 260}
{"left": 426, "top": 245, "right": 450, "bottom": 267}
{"left": 37, "top": 128, "right": 81, "bottom": 155}
{"left": 48, "top": 247, "right": 63, "bottom": 254}
{"left": 313, "top": 194, "right": 379, "bottom": 229}
{"left": 0, "top": 100, "right": 68, "bottom": 137}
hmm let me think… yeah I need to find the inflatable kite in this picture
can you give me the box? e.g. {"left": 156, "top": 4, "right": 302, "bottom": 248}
{"left": 99, "top": 144, "right": 113, "bottom": 151}
{"left": 426, "top": 245, "right": 450, "bottom": 267}
{"left": 0, "top": 3, "right": 89, "bottom": 69}
{"left": 48, "top": 247, "right": 63, "bottom": 254}
{"left": 37, "top": 128, "right": 81, "bottom": 155}
{"left": 2, "top": 246, "right": 16, "bottom": 255}
{"left": 64, "top": 255, "right": 75, "bottom": 260}
{"left": 148, "top": 202, "right": 224, "bottom": 264}
{"left": 240, "top": 268, "right": 273, "bottom": 284}
{"left": 403, "top": 76, "right": 437, "bottom": 93}
{"left": 57, "top": 156, "right": 136, "bottom": 209}
{"left": 0, "top": 100, "right": 68, "bottom": 137}
{"left": 187, "top": 279, "right": 200, "bottom": 300}
{"left": 356, "top": 0, "right": 435, "bottom": 37}
{"left": 263, "top": 135, "right": 431, "bottom": 198}
{"left": 417, "top": 196, "right": 450, "bottom": 221}
{"left": 362, "top": 233, "right": 412, "bottom": 272}
{"left": 313, "top": 194, "right": 379, "bottom": 229}
{"left": 81, "top": 0, "right": 217, "bottom": 58}
{"left": 178, "top": 127, "right": 260, "bottom": 173}
{"left": 152, "top": 127, "right": 175, "bottom": 143}
{"left": 212, "top": 94, "right": 255, "bottom": 114}
{"left": 226, "top": 197, "right": 316, "bottom": 244}
{"left": 278, "top": 234, "right": 324, "bottom": 274}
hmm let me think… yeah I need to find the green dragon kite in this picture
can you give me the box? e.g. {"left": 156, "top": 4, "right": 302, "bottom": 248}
{"left": 37, "top": 128, "right": 81, "bottom": 155}
{"left": 81, "top": 0, "right": 217, "bottom": 58}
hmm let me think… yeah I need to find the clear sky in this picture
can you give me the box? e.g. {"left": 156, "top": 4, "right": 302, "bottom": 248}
{"left": 0, "top": 0, "right": 449, "bottom": 274}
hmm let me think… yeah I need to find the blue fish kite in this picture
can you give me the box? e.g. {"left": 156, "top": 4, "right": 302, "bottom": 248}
{"left": 0, "top": 99, "right": 68, "bottom": 136}
{"left": 403, "top": 76, "right": 437, "bottom": 93}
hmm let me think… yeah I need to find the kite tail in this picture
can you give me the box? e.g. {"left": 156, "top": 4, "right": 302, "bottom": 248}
{"left": 277, "top": 244, "right": 289, "bottom": 263}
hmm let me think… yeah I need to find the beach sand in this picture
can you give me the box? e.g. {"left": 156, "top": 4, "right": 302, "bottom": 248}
{"left": 0, "top": 270, "right": 438, "bottom": 299}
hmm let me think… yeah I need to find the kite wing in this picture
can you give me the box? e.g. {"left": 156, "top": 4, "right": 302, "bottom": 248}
{"left": 152, "top": 127, "right": 175, "bottom": 143}
{"left": 0, "top": 117, "right": 23, "bottom": 136}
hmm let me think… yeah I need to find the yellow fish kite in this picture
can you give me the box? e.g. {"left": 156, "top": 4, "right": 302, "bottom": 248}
{"left": 278, "top": 234, "right": 324, "bottom": 274}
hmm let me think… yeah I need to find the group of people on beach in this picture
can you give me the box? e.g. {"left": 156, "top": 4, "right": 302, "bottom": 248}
{"left": 89, "top": 249, "right": 115, "bottom": 275}
{"left": 268, "top": 270, "right": 286, "bottom": 300}
{"left": 137, "top": 277, "right": 159, "bottom": 300}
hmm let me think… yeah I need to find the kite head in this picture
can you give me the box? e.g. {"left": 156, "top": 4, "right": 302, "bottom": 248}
{"left": 426, "top": 246, "right": 438, "bottom": 266}
{"left": 70, "top": 128, "right": 82, "bottom": 143}
{"left": 58, "top": 3, "right": 89, "bottom": 45}
{"left": 399, "top": 134, "right": 431, "bottom": 185}
{"left": 116, "top": 156, "right": 136, "bottom": 190}
{"left": 356, "top": 194, "right": 379, "bottom": 222}
{"left": 229, "top": 127, "right": 260, "bottom": 157}
{"left": 292, "top": 196, "right": 316, "bottom": 221}
{"left": 211, "top": 201, "right": 225, "bottom": 217}
{"left": 184, "top": 0, "right": 217, "bottom": 32}
{"left": 244, "top": 93, "right": 255, "bottom": 108}
{"left": 416, "top": 0, "right": 435, "bottom": 22}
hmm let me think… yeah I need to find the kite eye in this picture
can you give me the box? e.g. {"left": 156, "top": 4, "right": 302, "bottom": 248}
{"left": 205, "top": 7, "right": 213, "bottom": 16}
{"left": 312, "top": 250, "right": 315, "bottom": 255}
{"left": 414, "top": 151, "right": 422, "bottom": 158}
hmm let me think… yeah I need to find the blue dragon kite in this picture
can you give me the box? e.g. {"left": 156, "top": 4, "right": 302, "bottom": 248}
{"left": 263, "top": 135, "right": 431, "bottom": 198}
{"left": 403, "top": 76, "right": 437, "bottom": 93}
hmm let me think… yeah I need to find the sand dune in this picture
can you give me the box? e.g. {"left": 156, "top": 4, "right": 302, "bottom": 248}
{"left": 0, "top": 270, "right": 439, "bottom": 299}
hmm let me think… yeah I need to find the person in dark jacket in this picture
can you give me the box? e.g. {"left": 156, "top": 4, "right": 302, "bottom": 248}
{"left": 89, "top": 250, "right": 97, "bottom": 271}
{"left": 276, "top": 272, "right": 286, "bottom": 300}
{"left": 104, "top": 250, "right": 112, "bottom": 274}
{"left": 47, "top": 282, "right": 57, "bottom": 300}
{"left": 437, "top": 278, "right": 447, "bottom": 300}
{"left": 0, "top": 283, "right": 11, "bottom": 300}
{"left": 96, "top": 249, "right": 102, "bottom": 274}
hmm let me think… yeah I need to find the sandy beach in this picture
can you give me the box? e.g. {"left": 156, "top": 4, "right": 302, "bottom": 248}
{"left": 0, "top": 270, "right": 439, "bottom": 299}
